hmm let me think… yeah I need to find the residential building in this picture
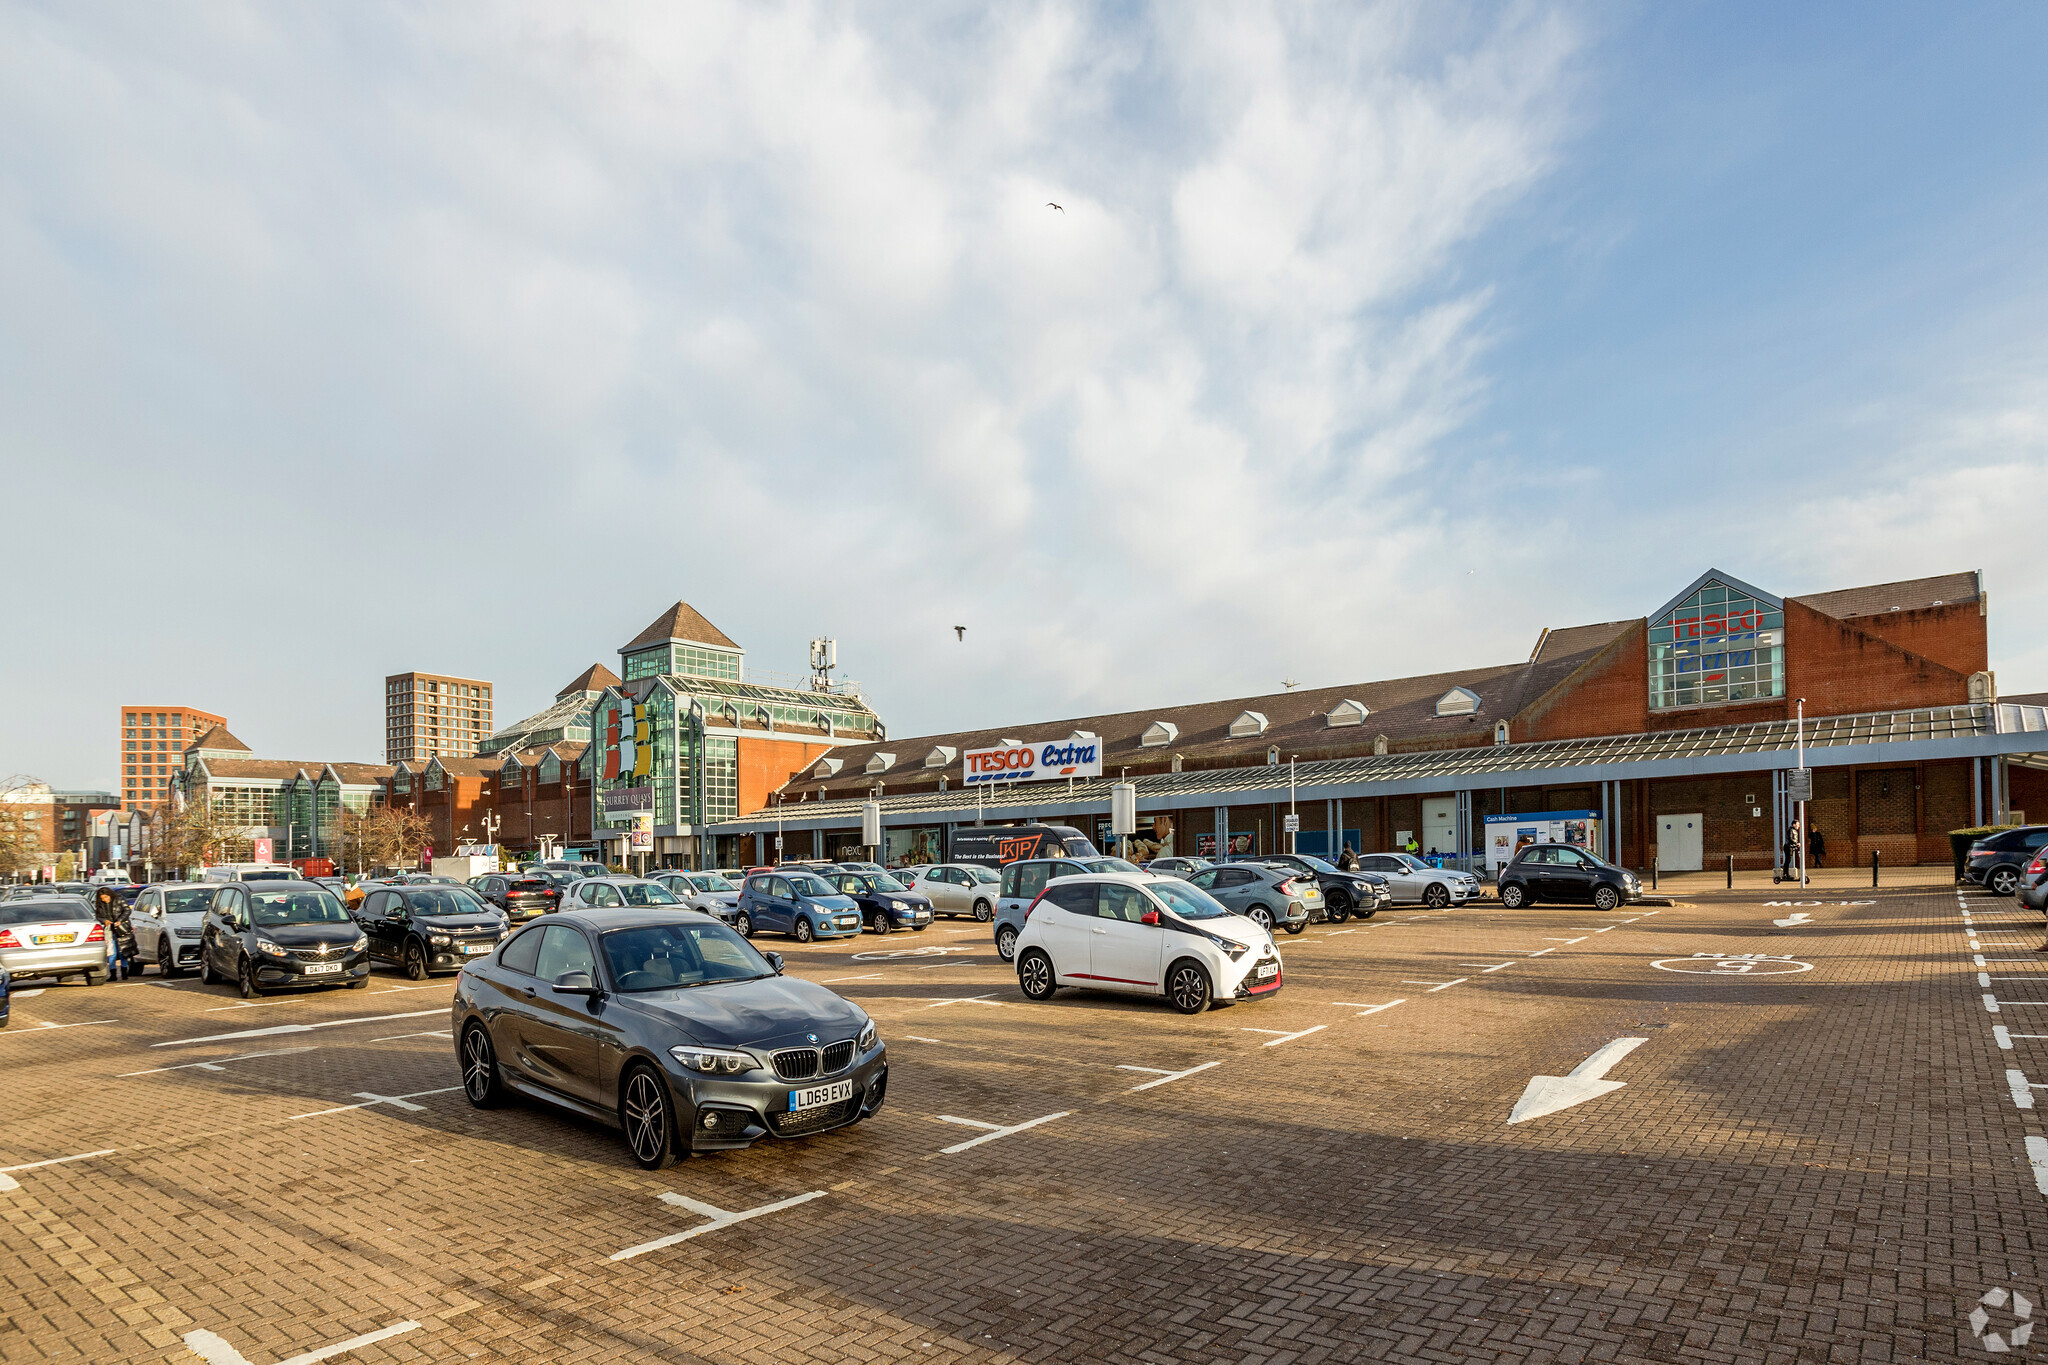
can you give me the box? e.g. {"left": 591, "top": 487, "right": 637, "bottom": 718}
{"left": 121, "top": 706, "right": 226, "bottom": 811}
{"left": 727, "top": 568, "right": 2048, "bottom": 871}
{"left": 1, "top": 780, "right": 55, "bottom": 874}
{"left": 52, "top": 791, "right": 121, "bottom": 868}
{"left": 385, "top": 671, "right": 494, "bottom": 765}
{"left": 176, "top": 726, "right": 390, "bottom": 863}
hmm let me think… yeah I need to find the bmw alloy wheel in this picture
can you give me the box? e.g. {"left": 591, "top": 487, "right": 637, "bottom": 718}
{"left": 621, "top": 1067, "right": 676, "bottom": 1169}
{"left": 462, "top": 1025, "right": 504, "bottom": 1107}
{"left": 1166, "top": 961, "right": 1212, "bottom": 1014}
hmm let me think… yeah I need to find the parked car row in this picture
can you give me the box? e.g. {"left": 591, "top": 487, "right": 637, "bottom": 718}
{"left": 1966, "top": 826, "right": 2048, "bottom": 899}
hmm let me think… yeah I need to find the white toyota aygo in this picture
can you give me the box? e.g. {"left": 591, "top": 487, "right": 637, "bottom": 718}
{"left": 1012, "top": 871, "right": 1283, "bottom": 1014}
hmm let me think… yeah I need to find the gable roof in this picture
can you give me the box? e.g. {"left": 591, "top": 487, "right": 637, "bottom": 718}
{"left": 623, "top": 601, "right": 739, "bottom": 653}
{"left": 1792, "top": 571, "right": 1980, "bottom": 621}
{"left": 189, "top": 725, "right": 252, "bottom": 753}
{"left": 1648, "top": 568, "right": 1784, "bottom": 624}
{"left": 557, "top": 663, "right": 621, "bottom": 697}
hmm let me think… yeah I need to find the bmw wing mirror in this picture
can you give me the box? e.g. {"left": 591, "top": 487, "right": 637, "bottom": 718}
{"left": 549, "top": 970, "right": 600, "bottom": 996}
{"left": 764, "top": 951, "right": 785, "bottom": 975}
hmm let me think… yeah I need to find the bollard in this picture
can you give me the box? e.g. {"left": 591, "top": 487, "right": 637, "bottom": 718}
{"left": 1652, "top": 856, "right": 1659, "bottom": 891}
{"left": 1872, "top": 848, "right": 1881, "bottom": 888}
{"left": 1726, "top": 853, "right": 1733, "bottom": 890}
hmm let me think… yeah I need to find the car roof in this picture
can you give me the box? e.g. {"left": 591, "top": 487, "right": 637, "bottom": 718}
{"left": 1046, "top": 870, "right": 1175, "bottom": 887}
{"left": 551, "top": 906, "right": 722, "bottom": 930}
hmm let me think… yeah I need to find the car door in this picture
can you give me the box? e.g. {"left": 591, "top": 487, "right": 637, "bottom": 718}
{"left": 130, "top": 889, "right": 160, "bottom": 960}
{"left": 202, "top": 886, "right": 239, "bottom": 973}
{"left": 1209, "top": 867, "right": 1253, "bottom": 913}
{"left": 1549, "top": 848, "right": 1596, "bottom": 902}
{"left": 375, "top": 890, "right": 414, "bottom": 960}
{"left": 1089, "top": 883, "right": 1164, "bottom": 991}
{"left": 514, "top": 923, "right": 604, "bottom": 1104}
{"left": 765, "top": 877, "right": 796, "bottom": 933}
{"left": 1033, "top": 881, "right": 1097, "bottom": 979}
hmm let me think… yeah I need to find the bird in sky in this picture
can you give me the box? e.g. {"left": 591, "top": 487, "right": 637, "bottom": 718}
{"left": 954, "top": 626, "right": 966, "bottom": 641}
{"left": 1046, "top": 202, "right": 1064, "bottom": 213}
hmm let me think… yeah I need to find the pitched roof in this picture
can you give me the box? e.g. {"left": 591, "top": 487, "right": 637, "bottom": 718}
{"left": 1793, "top": 572, "right": 1979, "bottom": 620}
{"left": 194, "top": 759, "right": 392, "bottom": 784}
{"left": 557, "top": 663, "right": 621, "bottom": 697}
{"left": 623, "top": 601, "right": 739, "bottom": 652}
{"left": 189, "top": 725, "right": 251, "bottom": 753}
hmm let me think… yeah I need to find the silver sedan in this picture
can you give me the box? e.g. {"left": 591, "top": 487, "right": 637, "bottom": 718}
{"left": 1355, "top": 853, "right": 1481, "bottom": 908}
{"left": 0, "top": 896, "right": 106, "bottom": 984}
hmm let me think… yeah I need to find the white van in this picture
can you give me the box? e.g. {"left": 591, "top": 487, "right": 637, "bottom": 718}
{"left": 200, "top": 863, "right": 300, "bottom": 883}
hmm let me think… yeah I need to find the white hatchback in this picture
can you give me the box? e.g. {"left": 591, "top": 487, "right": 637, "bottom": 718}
{"left": 1012, "top": 872, "right": 1282, "bottom": 1014}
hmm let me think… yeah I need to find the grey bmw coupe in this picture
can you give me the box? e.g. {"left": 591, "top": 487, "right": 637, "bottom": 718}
{"left": 453, "top": 906, "right": 887, "bottom": 1168}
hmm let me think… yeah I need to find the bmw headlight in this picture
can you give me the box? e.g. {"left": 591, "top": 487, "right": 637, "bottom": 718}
{"left": 670, "top": 1046, "right": 758, "bottom": 1075}
{"left": 858, "top": 1019, "right": 877, "bottom": 1052}
{"left": 254, "top": 937, "right": 288, "bottom": 957}
{"left": 352, "top": 934, "right": 368, "bottom": 952}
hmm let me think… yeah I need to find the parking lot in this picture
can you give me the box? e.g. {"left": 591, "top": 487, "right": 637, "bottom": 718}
{"left": 3, "top": 881, "right": 2043, "bottom": 1364}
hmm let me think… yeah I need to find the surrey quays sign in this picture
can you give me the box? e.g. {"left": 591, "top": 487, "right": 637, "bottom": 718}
{"left": 964, "top": 738, "right": 1103, "bottom": 785}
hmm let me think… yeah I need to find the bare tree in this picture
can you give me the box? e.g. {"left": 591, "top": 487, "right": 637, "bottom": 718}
{"left": 0, "top": 774, "right": 53, "bottom": 879}
{"left": 152, "top": 799, "right": 250, "bottom": 873}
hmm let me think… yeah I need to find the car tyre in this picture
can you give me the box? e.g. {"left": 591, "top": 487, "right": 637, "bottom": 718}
{"left": 1165, "top": 959, "right": 1212, "bottom": 1014}
{"left": 1992, "top": 868, "right": 2021, "bottom": 897}
{"left": 1284, "top": 920, "right": 1306, "bottom": 935}
{"left": 238, "top": 957, "right": 262, "bottom": 999}
{"left": 973, "top": 899, "right": 993, "bottom": 922}
{"left": 83, "top": 968, "right": 104, "bottom": 987}
{"left": 1593, "top": 885, "right": 1621, "bottom": 912}
{"left": 1500, "top": 882, "right": 1530, "bottom": 909}
{"left": 1247, "top": 905, "right": 1274, "bottom": 933}
{"left": 620, "top": 1064, "right": 679, "bottom": 1170}
{"left": 1423, "top": 883, "right": 1451, "bottom": 909}
{"left": 1017, "top": 949, "right": 1057, "bottom": 1001}
{"left": 461, "top": 1023, "right": 507, "bottom": 1108}
{"left": 794, "top": 916, "right": 814, "bottom": 943}
{"left": 200, "top": 954, "right": 218, "bottom": 986}
{"left": 869, "top": 911, "right": 890, "bottom": 934}
{"left": 404, "top": 941, "right": 430, "bottom": 980}
{"left": 158, "top": 940, "right": 180, "bottom": 979}
{"left": 1326, "top": 892, "right": 1352, "bottom": 923}
{"left": 735, "top": 911, "right": 753, "bottom": 938}
{"left": 995, "top": 924, "right": 1019, "bottom": 962}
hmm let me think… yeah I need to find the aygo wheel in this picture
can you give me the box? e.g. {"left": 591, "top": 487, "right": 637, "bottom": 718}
{"left": 1165, "top": 960, "right": 1213, "bottom": 1015}
{"left": 1017, "top": 949, "right": 1057, "bottom": 1001}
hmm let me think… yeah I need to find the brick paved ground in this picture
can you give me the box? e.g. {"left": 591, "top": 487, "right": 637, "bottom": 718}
{"left": 2, "top": 881, "right": 2043, "bottom": 1364}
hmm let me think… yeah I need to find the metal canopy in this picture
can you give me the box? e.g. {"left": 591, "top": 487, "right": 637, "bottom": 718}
{"left": 713, "top": 702, "right": 2048, "bottom": 836}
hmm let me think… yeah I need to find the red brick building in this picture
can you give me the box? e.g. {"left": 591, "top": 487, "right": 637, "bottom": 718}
{"left": 734, "top": 569, "right": 2045, "bottom": 871}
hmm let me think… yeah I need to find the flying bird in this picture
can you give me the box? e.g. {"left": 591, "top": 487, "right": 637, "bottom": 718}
{"left": 1046, "top": 202, "right": 1064, "bottom": 213}
{"left": 954, "top": 626, "right": 966, "bottom": 641}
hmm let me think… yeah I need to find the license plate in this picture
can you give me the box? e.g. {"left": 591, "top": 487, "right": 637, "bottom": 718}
{"left": 303, "top": 962, "right": 342, "bottom": 976}
{"left": 788, "top": 1078, "right": 854, "bottom": 1111}
{"left": 32, "top": 933, "right": 75, "bottom": 945}
{"left": 462, "top": 944, "right": 492, "bottom": 955}
{"left": 1255, "top": 960, "right": 1278, "bottom": 980}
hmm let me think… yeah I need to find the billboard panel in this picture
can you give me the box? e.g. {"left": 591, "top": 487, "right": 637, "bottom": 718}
{"left": 963, "top": 738, "right": 1103, "bottom": 786}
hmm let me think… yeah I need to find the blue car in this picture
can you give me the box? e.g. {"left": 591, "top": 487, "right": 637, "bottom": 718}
{"left": 830, "top": 871, "right": 934, "bottom": 934}
{"left": 735, "top": 871, "right": 863, "bottom": 942}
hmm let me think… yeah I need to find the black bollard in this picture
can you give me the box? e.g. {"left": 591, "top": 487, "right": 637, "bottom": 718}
{"left": 1652, "top": 856, "right": 1659, "bottom": 891}
{"left": 1726, "top": 853, "right": 1733, "bottom": 890}
{"left": 1872, "top": 848, "right": 1881, "bottom": 888}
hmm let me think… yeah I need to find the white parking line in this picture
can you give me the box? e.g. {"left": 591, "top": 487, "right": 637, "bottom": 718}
{"left": 288, "top": 1086, "right": 462, "bottom": 1121}
{"left": 9, "top": 988, "right": 43, "bottom": 998}
{"left": 611, "top": 1190, "right": 827, "bottom": 1261}
{"left": 2030, "top": 1137, "right": 2048, "bottom": 1198}
{"left": 904, "top": 1035, "right": 943, "bottom": 1043}
{"left": 1333, "top": 999, "right": 1406, "bottom": 1016}
{"left": 1543, "top": 937, "right": 1588, "bottom": 945}
{"left": 1241, "top": 1024, "right": 1328, "bottom": 1046}
{"left": 1995, "top": 1027, "right": 2048, "bottom": 1048}
{"left": 1118, "top": 1061, "right": 1222, "bottom": 1091}
{"left": 182, "top": 1319, "right": 419, "bottom": 1365}
{"left": 156, "top": 1009, "right": 446, "bottom": 1048}
{"left": 0, "top": 1148, "right": 118, "bottom": 1192}
{"left": 823, "top": 974, "right": 883, "bottom": 984}
{"left": 935, "top": 1111, "right": 1070, "bottom": 1155}
{"left": 1400, "top": 978, "right": 1468, "bottom": 992}
{"left": 120, "top": 1047, "right": 317, "bottom": 1077}
{"left": 367, "top": 1030, "right": 453, "bottom": 1043}
{"left": 2006, "top": 1069, "right": 2048, "bottom": 1110}
{"left": 0, "top": 1018, "right": 119, "bottom": 1036}
{"left": 925, "top": 995, "right": 1006, "bottom": 1009}
{"left": 1458, "top": 962, "right": 1514, "bottom": 972}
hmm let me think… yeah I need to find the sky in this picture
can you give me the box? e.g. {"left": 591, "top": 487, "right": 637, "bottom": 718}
{"left": 3, "top": 1, "right": 2045, "bottom": 793}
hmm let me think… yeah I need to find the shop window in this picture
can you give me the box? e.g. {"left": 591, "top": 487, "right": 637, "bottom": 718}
{"left": 1649, "top": 576, "right": 1785, "bottom": 710}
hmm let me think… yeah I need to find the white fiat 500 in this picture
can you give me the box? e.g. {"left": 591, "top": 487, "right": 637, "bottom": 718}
{"left": 1012, "top": 872, "right": 1282, "bottom": 1014}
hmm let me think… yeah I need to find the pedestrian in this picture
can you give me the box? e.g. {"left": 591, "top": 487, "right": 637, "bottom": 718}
{"left": 1336, "top": 844, "right": 1360, "bottom": 872}
{"left": 1403, "top": 834, "right": 1420, "bottom": 857}
{"left": 1809, "top": 826, "right": 1826, "bottom": 869}
{"left": 1780, "top": 818, "right": 1803, "bottom": 882}
{"left": 94, "top": 885, "right": 136, "bottom": 981}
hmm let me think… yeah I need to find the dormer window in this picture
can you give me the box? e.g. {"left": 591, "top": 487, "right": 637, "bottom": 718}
{"left": 1435, "top": 687, "right": 1480, "bottom": 717}
{"left": 864, "top": 752, "right": 896, "bottom": 775}
{"left": 1141, "top": 721, "right": 1179, "bottom": 748}
{"left": 1229, "top": 711, "right": 1269, "bottom": 738}
{"left": 1325, "top": 699, "right": 1369, "bottom": 728}
{"left": 924, "top": 745, "right": 958, "bottom": 769}
{"left": 813, "top": 757, "right": 844, "bottom": 779}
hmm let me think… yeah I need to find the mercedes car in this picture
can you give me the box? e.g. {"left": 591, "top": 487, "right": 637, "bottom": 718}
{"left": 454, "top": 907, "right": 887, "bottom": 1168}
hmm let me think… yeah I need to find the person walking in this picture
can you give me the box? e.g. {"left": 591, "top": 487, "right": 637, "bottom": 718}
{"left": 1336, "top": 845, "right": 1360, "bottom": 872}
{"left": 1779, "top": 818, "right": 1803, "bottom": 883}
{"left": 1809, "top": 826, "right": 1827, "bottom": 869}
{"left": 94, "top": 884, "right": 136, "bottom": 981}
{"left": 1403, "top": 834, "right": 1420, "bottom": 857}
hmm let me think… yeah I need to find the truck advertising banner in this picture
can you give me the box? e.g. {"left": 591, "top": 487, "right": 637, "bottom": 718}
{"left": 1483, "top": 809, "right": 1603, "bottom": 873}
{"left": 963, "top": 738, "right": 1103, "bottom": 786}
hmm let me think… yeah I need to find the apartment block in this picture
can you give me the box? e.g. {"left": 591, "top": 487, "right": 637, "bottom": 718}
{"left": 386, "top": 672, "right": 494, "bottom": 765}
{"left": 121, "top": 706, "right": 227, "bottom": 810}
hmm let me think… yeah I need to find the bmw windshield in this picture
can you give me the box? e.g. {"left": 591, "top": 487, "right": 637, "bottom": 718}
{"left": 1148, "top": 881, "right": 1231, "bottom": 921}
{"left": 601, "top": 921, "right": 774, "bottom": 991}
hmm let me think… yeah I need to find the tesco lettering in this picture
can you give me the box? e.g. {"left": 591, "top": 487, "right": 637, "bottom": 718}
{"left": 963, "top": 739, "right": 1103, "bottom": 785}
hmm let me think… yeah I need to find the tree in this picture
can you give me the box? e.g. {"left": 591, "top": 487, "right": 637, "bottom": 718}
{"left": 0, "top": 774, "right": 53, "bottom": 879}
{"left": 341, "top": 806, "right": 431, "bottom": 872}
{"left": 151, "top": 799, "right": 250, "bottom": 872}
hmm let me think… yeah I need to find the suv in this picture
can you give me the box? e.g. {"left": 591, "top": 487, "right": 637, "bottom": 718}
{"left": 353, "top": 884, "right": 509, "bottom": 979}
{"left": 1495, "top": 844, "right": 1640, "bottom": 911}
{"left": 129, "top": 883, "right": 217, "bottom": 976}
{"left": 1965, "top": 827, "right": 2048, "bottom": 897}
{"left": 1255, "top": 853, "right": 1389, "bottom": 920}
{"left": 198, "top": 880, "right": 369, "bottom": 997}
{"left": 992, "top": 857, "right": 1094, "bottom": 961}
{"left": 472, "top": 873, "right": 561, "bottom": 922}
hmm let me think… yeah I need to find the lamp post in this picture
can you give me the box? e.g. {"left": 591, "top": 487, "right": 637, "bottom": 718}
{"left": 1289, "top": 756, "right": 1298, "bottom": 854}
{"left": 1795, "top": 697, "right": 1808, "bottom": 889}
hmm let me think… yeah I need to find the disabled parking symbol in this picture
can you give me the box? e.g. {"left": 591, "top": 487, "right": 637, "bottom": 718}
{"left": 1651, "top": 952, "right": 1813, "bottom": 976}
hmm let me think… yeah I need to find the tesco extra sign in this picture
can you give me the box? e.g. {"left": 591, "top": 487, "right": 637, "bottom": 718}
{"left": 963, "top": 739, "right": 1102, "bottom": 785}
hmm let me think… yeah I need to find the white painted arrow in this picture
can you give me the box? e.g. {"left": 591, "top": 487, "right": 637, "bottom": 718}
{"left": 1507, "top": 1037, "right": 1649, "bottom": 1125}
{"left": 1772, "top": 912, "right": 1813, "bottom": 928}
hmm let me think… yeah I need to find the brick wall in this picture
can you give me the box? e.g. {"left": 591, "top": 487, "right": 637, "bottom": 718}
{"left": 2010, "top": 766, "right": 2048, "bottom": 826}
{"left": 1782, "top": 600, "right": 1970, "bottom": 715}
{"left": 1834, "top": 601, "right": 1987, "bottom": 678}
{"left": 1516, "top": 624, "right": 1651, "bottom": 741}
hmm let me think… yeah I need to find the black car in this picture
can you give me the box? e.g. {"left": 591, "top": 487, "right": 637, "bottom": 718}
{"left": 473, "top": 873, "right": 561, "bottom": 922}
{"left": 540, "top": 859, "right": 611, "bottom": 881}
{"left": 1255, "top": 853, "right": 1389, "bottom": 921}
{"left": 198, "top": 880, "right": 369, "bottom": 998}
{"left": 830, "top": 871, "right": 934, "bottom": 933}
{"left": 1965, "top": 826, "right": 2048, "bottom": 897}
{"left": 454, "top": 907, "right": 887, "bottom": 1168}
{"left": 1495, "top": 843, "right": 1641, "bottom": 910}
{"left": 353, "top": 885, "right": 509, "bottom": 979}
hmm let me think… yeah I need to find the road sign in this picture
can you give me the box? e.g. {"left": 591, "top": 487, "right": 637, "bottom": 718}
{"left": 1786, "top": 767, "right": 1813, "bottom": 802}
{"left": 1283, "top": 814, "right": 1301, "bottom": 833}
